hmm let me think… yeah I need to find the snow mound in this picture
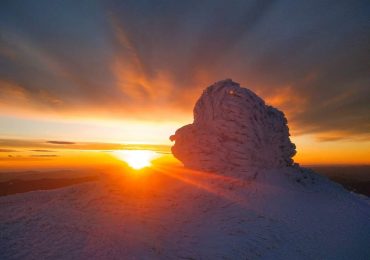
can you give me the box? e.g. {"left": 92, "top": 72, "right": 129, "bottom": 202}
{"left": 170, "top": 79, "right": 296, "bottom": 173}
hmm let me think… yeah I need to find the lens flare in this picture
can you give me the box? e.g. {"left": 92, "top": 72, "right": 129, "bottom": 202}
{"left": 114, "top": 150, "right": 159, "bottom": 169}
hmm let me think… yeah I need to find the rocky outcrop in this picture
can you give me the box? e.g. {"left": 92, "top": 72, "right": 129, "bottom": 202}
{"left": 170, "top": 79, "right": 296, "bottom": 174}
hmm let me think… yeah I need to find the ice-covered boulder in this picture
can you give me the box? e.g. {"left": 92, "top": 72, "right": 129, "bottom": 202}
{"left": 170, "top": 79, "right": 296, "bottom": 173}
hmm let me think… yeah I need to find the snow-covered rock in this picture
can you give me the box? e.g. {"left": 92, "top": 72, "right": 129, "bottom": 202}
{"left": 170, "top": 79, "right": 296, "bottom": 174}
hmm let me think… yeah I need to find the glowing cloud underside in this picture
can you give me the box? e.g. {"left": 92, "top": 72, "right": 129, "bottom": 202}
{"left": 114, "top": 150, "right": 159, "bottom": 169}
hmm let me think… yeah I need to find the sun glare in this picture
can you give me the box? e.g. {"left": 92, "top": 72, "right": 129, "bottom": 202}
{"left": 114, "top": 150, "right": 160, "bottom": 169}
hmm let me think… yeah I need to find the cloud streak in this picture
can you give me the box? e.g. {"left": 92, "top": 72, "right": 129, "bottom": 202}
{"left": 46, "top": 141, "right": 75, "bottom": 145}
{"left": 0, "top": 148, "right": 18, "bottom": 152}
{"left": 30, "top": 149, "right": 56, "bottom": 152}
{"left": 0, "top": 0, "right": 369, "bottom": 140}
{"left": 0, "top": 138, "right": 171, "bottom": 153}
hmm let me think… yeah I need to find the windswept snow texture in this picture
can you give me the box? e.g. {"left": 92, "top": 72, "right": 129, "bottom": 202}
{"left": 170, "top": 79, "right": 296, "bottom": 174}
{"left": 0, "top": 168, "right": 369, "bottom": 259}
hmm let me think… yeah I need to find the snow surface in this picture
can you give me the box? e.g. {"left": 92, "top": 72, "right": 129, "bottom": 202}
{"left": 170, "top": 79, "right": 296, "bottom": 173}
{"left": 0, "top": 166, "right": 369, "bottom": 259}
{"left": 1, "top": 79, "right": 369, "bottom": 259}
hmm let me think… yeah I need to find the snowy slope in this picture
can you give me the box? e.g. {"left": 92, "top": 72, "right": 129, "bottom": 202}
{"left": 1, "top": 166, "right": 369, "bottom": 259}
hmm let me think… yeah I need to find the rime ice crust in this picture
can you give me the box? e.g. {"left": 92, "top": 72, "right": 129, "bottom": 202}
{"left": 170, "top": 79, "right": 296, "bottom": 173}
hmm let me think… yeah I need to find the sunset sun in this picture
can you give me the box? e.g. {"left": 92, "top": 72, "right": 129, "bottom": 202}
{"left": 114, "top": 150, "right": 160, "bottom": 170}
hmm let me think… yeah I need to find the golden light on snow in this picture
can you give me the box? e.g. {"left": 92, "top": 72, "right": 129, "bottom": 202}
{"left": 114, "top": 150, "right": 160, "bottom": 169}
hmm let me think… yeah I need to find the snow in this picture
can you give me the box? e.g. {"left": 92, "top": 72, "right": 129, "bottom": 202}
{"left": 0, "top": 166, "right": 369, "bottom": 259}
{"left": 170, "top": 79, "right": 296, "bottom": 174}
{"left": 1, "top": 79, "right": 369, "bottom": 259}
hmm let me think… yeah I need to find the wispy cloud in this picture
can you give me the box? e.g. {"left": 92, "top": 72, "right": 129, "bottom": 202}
{"left": 46, "top": 141, "right": 75, "bottom": 145}
{"left": 0, "top": 148, "right": 18, "bottom": 152}
{"left": 30, "top": 149, "right": 56, "bottom": 152}
{"left": 0, "top": 138, "right": 171, "bottom": 152}
{"left": 0, "top": 1, "right": 369, "bottom": 140}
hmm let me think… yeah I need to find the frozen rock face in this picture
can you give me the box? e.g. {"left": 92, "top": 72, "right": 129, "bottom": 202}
{"left": 170, "top": 79, "right": 296, "bottom": 173}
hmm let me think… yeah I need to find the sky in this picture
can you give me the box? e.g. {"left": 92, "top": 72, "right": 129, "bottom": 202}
{"left": 0, "top": 0, "right": 369, "bottom": 165}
